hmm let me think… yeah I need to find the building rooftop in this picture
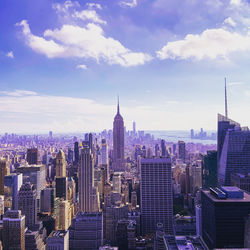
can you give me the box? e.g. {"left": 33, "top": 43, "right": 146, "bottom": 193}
{"left": 202, "top": 187, "right": 250, "bottom": 202}
{"left": 141, "top": 157, "right": 171, "bottom": 164}
{"left": 50, "top": 230, "right": 68, "bottom": 238}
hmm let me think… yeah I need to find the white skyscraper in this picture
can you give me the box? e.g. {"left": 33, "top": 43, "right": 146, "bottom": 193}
{"left": 101, "top": 139, "right": 108, "bottom": 165}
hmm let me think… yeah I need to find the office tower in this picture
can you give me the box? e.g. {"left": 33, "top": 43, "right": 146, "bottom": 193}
{"left": 79, "top": 146, "right": 94, "bottom": 212}
{"left": 56, "top": 150, "right": 66, "bottom": 177}
{"left": 55, "top": 199, "right": 71, "bottom": 230}
{"left": 25, "top": 230, "right": 46, "bottom": 250}
{"left": 189, "top": 164, "right": 202, "bottom": 193}
{"left": 116, "top": 220, "right": 136, "bottom": 250}
{"left": 56, "top": 177, "right": 67, "bottom": 200}
{"left": 201, "top": 187, "right": 250, "bottom": 249}
{"left": 101, "top": 139, "right": 109, "bottom": 165}
{"left": 217, "top": 114, "right": 239, "bottom": 169}
{"left": 27, "top": 148, "right": 38, "bottom": 165}
{"left": 133, "top": 121, "right": 136, "bottom": 135}
{"left": 0, "top": 158, "right": 9, "bottom": 195}
{"left": 202, "top": 150, "right": 217, "bottom": 188}
{"left": 17, "top": 165, "right": 46, "bottom": 201}
{"left": 40, "top": 188, "right": 55, "bottom": 214}
{"left": 89, "top": 133, "right": 93, "bottom": 153}
{"left": 112, "top": 173, "right": 121, "bottom": 193}
{"left": 67, "top": 148, "right": 74, "bottom": 163}
{"left": 218, "top": 126, "right": 250, "bottom": 186}
{"left": 190, "top": 129, "right": 194, "bottom": 139}
{"left": 113, "top": 98, "right": 125, "bottom": 171}
{"left": 4, "top": 173, "right": 23, "bottom": 209}
{"left": 74, "top": 141, "right": 79, "bottom": 164}
{"left": 178, "top": 141, "right": 186, "bottom": 162}
{"left": 161, "top": 139, "right": 167, "bottom": 157}
{"left": 140, "top": 158, "right": 173, "bottom": 235}
{"left": 3, "top": 210, "right": 25, "bottom": 250}
{"left": 69, "top": 212, "right": 103, "bottom": 249}
{"left": 18, "top": 182, "right": 37, "bottom": 228}
{"left": 104, "top": 204, "right": 128, "bottom": 244}
{"left": 47, "top": 230, "right": 69, "bottom": 250}
{"left": 231, "top": 173, "right": 250, "bottom": 192}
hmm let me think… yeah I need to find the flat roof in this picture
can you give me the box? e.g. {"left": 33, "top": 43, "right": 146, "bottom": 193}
{"left": 141, "top": 157, "right": 171, "bottom": 164}
{"left": 202, "top": 190, "right": 250, "bottom": 202}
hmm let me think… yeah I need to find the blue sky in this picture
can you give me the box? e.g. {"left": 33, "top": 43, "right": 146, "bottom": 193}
{"left": 1, "top": 0, "right": 250, "bottom": 133}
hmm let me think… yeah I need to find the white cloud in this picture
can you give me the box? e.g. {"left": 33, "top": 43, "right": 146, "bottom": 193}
{"left": 73, "top": 9, "right": 106, "bottom": 24}
{"left": 17, "top": 20, "right": 151, "bottom": 67}
{"left": 77, "top": 64, "right": 87, "bottom": 70}
{"left": 230, "top": 0, "right": 242, "bottom": 6}
{"left": 6, "top": 51, "right": 14, "bottom": 59}
{"left": 157, "top": 28, "right": 250, "bottom": 61}
{"left": 0, "top": 90, "right": 37, "bottom": 97}
{"left": 223, "top": 17, "right": 237, "bottom": 27}
{"left": 86, "top": 3, "right": 102, "bottom": 10}
{"left": 120, "top": 0, "right": 137, "bottom": 8}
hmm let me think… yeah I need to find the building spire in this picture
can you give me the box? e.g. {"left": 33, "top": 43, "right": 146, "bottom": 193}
{"left": 225, "top": 77, "right": 228, "bottom": 119}
{"left": 117, "top": 95, "right": 120, "bottom": 115}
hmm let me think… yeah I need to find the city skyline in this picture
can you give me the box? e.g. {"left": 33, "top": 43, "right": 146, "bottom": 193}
{"left": 1, "top": 0, "right": 250, "bottom": 132}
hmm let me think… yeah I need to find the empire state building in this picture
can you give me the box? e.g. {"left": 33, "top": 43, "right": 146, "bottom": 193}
{"left": 113, "top": 99, "right": 125, "bottom": 171}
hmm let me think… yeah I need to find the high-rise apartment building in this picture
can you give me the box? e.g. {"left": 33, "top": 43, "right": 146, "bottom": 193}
{"left": 140, "top": 158, "right": 173, "bottom": 235}
{"left": 113, "top": 99, "right": 125, "bottom": 171}
{"left": 201, "top": 187, "right": 250, "bottom": 249}
{"left": 18, "top": 182, "right": 37, "bottom": 228}
{"left": 2, "top": 210, "right": 26, "bottom": 250}
{"left": 27, "top": 148, "right": 38, "bottom": 165}
{"left": 79, "top": 146, "right": 94, "bottom": 212}
{"left": 0, "top": 158, "right": 9, "bottom": 195}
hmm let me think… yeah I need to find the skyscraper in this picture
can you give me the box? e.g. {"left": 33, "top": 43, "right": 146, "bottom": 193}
{"left": 133, "top": 121, "right": 136, "bottom": 135}
{"left": 161, "top": 139, "right": 167, "bottom": 157}
{"left": 0, "top": 158, "right": 9, "bottom": 195}
{"left": 101, "top": 139, "right": 109, "bottom": 166}
{"left": 140, "top": 158, "right": 173, "bottom": 235}
{"left": 113, "top": 98, "right": 125, "bottom": 171}
{"left": 178, "top": 141, "right": 186, "bottom": 162}
{"left": 201, "top": 187, "right": 250, "bottom": 249}
{"left": 202, "top": 150, "right": 217, "bottom": 188}
{"left": 56, "top": 150, "right": 66, "bottom": 177}
{"left": 74, "top": 141, "right": 79, "bottom": 164}
{"left": 69, "top": 212, "right": 103, "bottom": 249}
{"left": 18, "top": 182, "right": 37, "bottom": 228}
{"left": 218, "top": 125, "right": 250, "bottom": 186}
{"left": 27, "top": 148, "right": 38, "bottom": 165}
{"left": 3, "top": 210, "right": 26, "bottom": 250}
{"left": 79, "top": 146, "right": 94, "bottom": 212}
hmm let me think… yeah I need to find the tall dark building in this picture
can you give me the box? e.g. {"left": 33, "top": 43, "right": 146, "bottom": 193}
{"left": 201, "top": 187, "right": 250, "bottom": 249}
{"left": 27, "top": 148, "right": 38, "bottom": 165}
{"left": 218, "top": 125, "right": 250, "bottom": 186}
{"left": 74, "top": 141, "right": 79, "bottom": 164}
{"left": 178, "top": 141, "right": 186, "bottom": 162}
{"left": 217, "top": 114, "right": 239, "bottom": 169}
{"left": 55, "top": 177, "right": 67, "bottom": 200}
{"left": 202, "top": 150, "right": 217, "bottom": 188}
{"left": 161, "top": 139, "right": 167, "bottom": 157}
{"left": 18, "top": 182, "right": 37, "bottom": 228}
{"left": 113, "top": 99, "right": 125, "bottom": 171}
{"left": 140, "top": 158, "right": 173, "bottom": 235}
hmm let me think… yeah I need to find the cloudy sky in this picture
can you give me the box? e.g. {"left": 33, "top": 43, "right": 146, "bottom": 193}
{"left": 1, "top": 0, "right": 250, "bottom": 133}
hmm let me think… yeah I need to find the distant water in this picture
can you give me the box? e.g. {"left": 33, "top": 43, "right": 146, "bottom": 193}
{"left": 146, "top": 130, "right": 217, "bottom": 145}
